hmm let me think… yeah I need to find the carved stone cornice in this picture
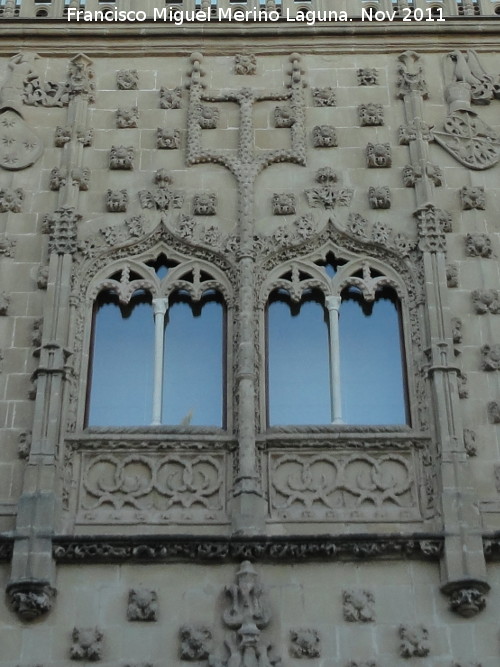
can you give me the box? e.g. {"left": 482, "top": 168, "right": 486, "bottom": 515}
{"left": 52, "top": 534, "right": 444, "bottom": 564}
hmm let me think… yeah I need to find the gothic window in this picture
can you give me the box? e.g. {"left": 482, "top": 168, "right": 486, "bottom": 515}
{"left": 265, "top": 255, "right": 409, "bottom": 427}
{"left": 85, "top": 256, "right": 226, "bottom": 428}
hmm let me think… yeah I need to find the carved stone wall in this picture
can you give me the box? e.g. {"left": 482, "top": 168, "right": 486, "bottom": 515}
{"left": 1, "top": 13, "right": 500, "bottom": 667}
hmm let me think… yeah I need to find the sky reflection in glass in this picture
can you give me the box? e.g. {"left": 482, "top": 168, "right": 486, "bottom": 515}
{"left": 268, "top": 298, "right": 331, "bottom": 425}
{"left": 268, "top": 290, "right": 407, "bottom": 426}
{"left": 162, "top": 300, "right": 223, "bottom": 427}
{"left": 88, "top": 295, "right": 154, "bottom": 426}
{"left": 339, "top": 295, "right": 407, "bottom": 425}
{"left": 88, "top": 293, "right": 223, "bottom": 427}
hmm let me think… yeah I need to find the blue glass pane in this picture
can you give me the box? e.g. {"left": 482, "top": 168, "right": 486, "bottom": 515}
{"left": 339, "top": 294, "right": 407, "bottom": 425}
{"left": 88, "top": 295, "right": 154, "bottom": 426}
{"left": 162, "top": 299, "right": 223, "bottom": 426}
{"left": 268, "top": 299, "right": 330, "bottom": 425}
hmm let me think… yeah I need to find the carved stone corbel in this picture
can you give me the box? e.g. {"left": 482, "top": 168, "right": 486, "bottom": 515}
{"left": 6, "top": 580, "right": 55, "bottom": 621}
{"left": 441, "top": 581, "right": 488, "bottom": 618}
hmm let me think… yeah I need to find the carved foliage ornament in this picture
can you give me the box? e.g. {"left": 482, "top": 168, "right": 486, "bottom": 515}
{"left": 139, "top": 170, "right": 184, "bottom": 211}
{"left": 359, "top": 103, "right": 384, "bottom": 127}
{"left": 446, "top": 264, "right": 458, "bottom": 288}
{"left": 347, "top": 213, "right": 414, "bottom": 257}
{"left": 157, "top": 128, "right": 181, "bottom": 149}
{"left": 366, "top": 143, "right": 391, "bottom": 168}
{"left": 305, "top": 168, "right": 352, "bottom": 210}
{"left": 465, "top": 233, "right": 491, "bottom": 258}
{"left": 106, "top": 189, "right": 128, "bottom": 213}
{"left": 481, "top": 344, "right": 500, "bottom": 371}
{"left": 289, "top": 629, "right": 321, "bottom": 658}
{"left": 70, "top": 627, "right": 103, "bottom": 661}
{"left": 180, "top": 625, "right": 212, "bottom": 660}
{"left": 488, "top": 401, "right": 500, "bottom": 424}
{"left": 460, "top": 186, "right": 485, "bottom": 210}
{"left": 0, "top": 187, "right": 23, "bottom": 212}
{"left": 117, "top": 69, "right": 138, "bottom": 90}
{"left": 0, "top": 292, "right": 10, "bottom": 316}
{"left": 312, "top": 87, "right": 336, "bottom": 107}
{"left": 197, "top": 104, "right": 219, "bottom": 130}
{"left": 116, "top": 107, "right": 138, "bottom": 129}
{"left": 399, "top": 119, "right": 433, "bottom": 144}
{"left": 471, "top": 289, "right": 500, "bottom": 314}
{"left": 160, "top": 86, "right": 182, "bottom": 109}
{"left": 357, "top": 68, "right": 378, "bottom": 86}
{"left": 368, "top": 186, "right": 391, "bottom": 210}
{"left": 109, "top": 145, "right": 134, "bottom": 170}
{"left": 343, "top": 590, "right": 375, "bottom": 622}
{"left": 127, "top": 588, "right": 158, "bottom": 622}
{"left": 398, "top": 624, "right": 430, "bottom": 658}
{"left": 193, "top": 193, "right": 217, "bottom": 216}
{"left": 234, "top": 54, "right": 257, "bottom": 75}
{"left": 312, "top": 125, "right": 337, "bottom": 148}
{"left": 272, "top": 193, "right": 296, "bottom": 216}
{"left": 463, "top": 429, "right": 477, "bottom": 457}
{"left": 52, "top": 536, "right": 443, "bottom": 563}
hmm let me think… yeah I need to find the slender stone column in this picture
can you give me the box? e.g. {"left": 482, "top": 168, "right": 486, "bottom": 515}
{"left": 7, "top": 55, "right": 94, "bottom": 621}
{"left": 325, "top": 296, "right": 343, "bottom": 425}
{"left": 152, "top": 298, "right": 168, "bottom": 425}
{"left": 397, "top": 50, "right": 489, "bottom": 617}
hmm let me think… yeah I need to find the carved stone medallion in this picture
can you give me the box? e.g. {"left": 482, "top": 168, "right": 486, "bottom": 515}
{"left": 0, "top": 110, "right": 43, "bottom": 170}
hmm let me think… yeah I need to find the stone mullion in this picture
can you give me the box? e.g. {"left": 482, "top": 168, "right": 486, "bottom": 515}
{"left": 7, "top": 63, "right": 93, "bottom": 620}
{"left": 399, "top": 51, "right": 489, "bottom": 616}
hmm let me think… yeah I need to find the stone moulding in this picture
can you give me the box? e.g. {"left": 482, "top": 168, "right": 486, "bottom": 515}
{"left": 50, "top": 534, "right": 444, "bottom": 564}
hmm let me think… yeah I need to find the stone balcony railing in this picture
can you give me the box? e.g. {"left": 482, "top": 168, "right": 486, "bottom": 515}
{"left": 0, "top": 0, "right": 499, "bottom": 19}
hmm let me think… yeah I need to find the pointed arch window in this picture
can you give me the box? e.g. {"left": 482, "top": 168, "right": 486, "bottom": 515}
{"left": 86, "top": 258, "right": 226, "bottom": 428}
{"left": 266, "top": 257, "right": 409, "bottom": 427}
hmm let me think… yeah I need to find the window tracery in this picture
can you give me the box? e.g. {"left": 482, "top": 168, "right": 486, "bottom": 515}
{"left": 262, "top": 250, "right": 412, "bottom": 428}
{"left": 68, "top": 229, "right": 234, "bottom": 433}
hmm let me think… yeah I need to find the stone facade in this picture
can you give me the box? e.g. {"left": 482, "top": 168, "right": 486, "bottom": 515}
{"left": 1, "top": 3, "right": 500, "bottom": 666}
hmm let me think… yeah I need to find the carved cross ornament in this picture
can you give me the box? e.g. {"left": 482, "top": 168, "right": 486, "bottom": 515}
{"left": 186, "top": 51, "right": 306, "bottom": 243}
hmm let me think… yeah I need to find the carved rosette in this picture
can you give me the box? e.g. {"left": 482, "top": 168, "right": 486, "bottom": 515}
{"left": 7, "top": 580, "right": 56, "bottom": 621}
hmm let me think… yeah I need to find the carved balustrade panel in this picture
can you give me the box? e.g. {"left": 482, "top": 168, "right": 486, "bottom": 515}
{"left": 65, "top": 443, "right": 228, "bottom": 525}
{"left": 267, "top": 443, "right": 428, "bottom": 523}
